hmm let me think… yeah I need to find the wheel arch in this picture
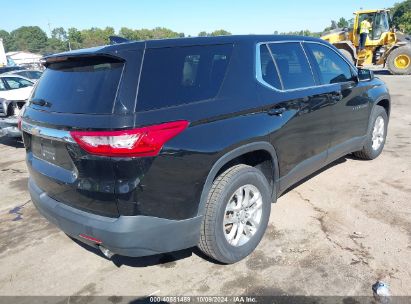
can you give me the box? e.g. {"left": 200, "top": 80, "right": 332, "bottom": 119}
{"left": 376, "top": 97, "right": 391, "bottom": 117}
{"left": 197, "top": 142, "right": 279, "bottom": 217}
{"left": 365, "top": 95, "right": 391, "bottom": 135}
{"left": 384, "top": 43, "right": 409, "bottom": 60}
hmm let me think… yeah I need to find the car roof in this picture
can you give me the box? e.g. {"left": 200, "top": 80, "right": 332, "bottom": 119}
{"left": 10, "top": 69, "right": 42, "bottom": 73}
{"left": 44, "top": 35, "right": 327, "bottom": 61}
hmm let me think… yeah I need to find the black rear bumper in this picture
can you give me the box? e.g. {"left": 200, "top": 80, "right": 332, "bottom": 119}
{"left": 29, "top": 178, "right": 203, "bottom": 257}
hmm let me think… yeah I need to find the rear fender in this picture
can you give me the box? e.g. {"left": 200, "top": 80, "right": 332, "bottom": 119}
{"left": 197, "top": 142, "right": 279, "bottom": 217}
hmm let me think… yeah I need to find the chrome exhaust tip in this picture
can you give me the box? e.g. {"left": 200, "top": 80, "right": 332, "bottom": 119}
{"left": 99, "top": 245, "right": 115, "bottom": 259}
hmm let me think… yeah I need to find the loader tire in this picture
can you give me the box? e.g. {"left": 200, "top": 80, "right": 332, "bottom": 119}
{"left": 386, "top": 46, "right": 411, "bottom": 75}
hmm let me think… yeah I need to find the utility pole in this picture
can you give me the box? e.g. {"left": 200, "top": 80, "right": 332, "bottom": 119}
{"left": 47, "top": 21, "right": 52, "bottom": 37}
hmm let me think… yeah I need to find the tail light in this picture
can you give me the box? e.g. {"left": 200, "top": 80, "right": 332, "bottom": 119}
{"left": 70, "top": 120, "right": 189, "bottom": 157}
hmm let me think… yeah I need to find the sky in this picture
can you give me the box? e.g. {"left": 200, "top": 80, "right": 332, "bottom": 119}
{"left": 0, "top": 0, "right": 399, "bottom": 36}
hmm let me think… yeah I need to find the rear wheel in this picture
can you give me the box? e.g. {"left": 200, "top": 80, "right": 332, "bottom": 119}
{"left": 198, "top": 164, "right": 271, "bottom": 264}
{"left": 386, "top": 46, "right": 411, "bottom": 75}
{"left": 353, "top": 105, "right": 388, "bottom": 160}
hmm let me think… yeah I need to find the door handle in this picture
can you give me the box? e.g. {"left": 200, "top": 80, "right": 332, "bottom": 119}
{"left": 267, "top": 107, "right": 286, "bottom": 116}
{"left": 330, "top": 92, "right": 343, "bottom": 103}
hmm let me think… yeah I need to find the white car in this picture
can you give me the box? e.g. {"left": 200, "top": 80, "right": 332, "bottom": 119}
{"left": 0, "top": 75, "right": 34, "bottom": 117}
{"left": 8, "top": 69, "right": 43, "bottom": 81}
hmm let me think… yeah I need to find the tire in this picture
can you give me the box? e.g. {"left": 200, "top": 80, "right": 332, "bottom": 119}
{"left": 338, "top": 49, "right": 355, "bottom": 65}
{"left": 6, "top": 103, "right": 16, "bottom": 117}
{"left": 198, "top": 164, "right": 272, "bottom": 264}
{"left": 386, "top": 46, "right": 411, "bottom": 75}
{"left": 353, "top": 105, "right": 388, "bottom": 160}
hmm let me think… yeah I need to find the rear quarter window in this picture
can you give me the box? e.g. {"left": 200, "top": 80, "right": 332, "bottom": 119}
{"left": 137, "top": 44, "right": 233, "bottom": 111}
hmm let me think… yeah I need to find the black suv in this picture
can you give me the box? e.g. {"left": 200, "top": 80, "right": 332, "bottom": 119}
{"left": 21, "top": 35, "right": 390, "bottom": 263}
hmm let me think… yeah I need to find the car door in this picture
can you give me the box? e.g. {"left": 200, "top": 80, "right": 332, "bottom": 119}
{"left": 303, "top": 42, "right": 370, "bottom": 159}
{"left": 1, "top": 76, "right": 34, "bottom": 101}
{"left": 256, "top": 42, "right": 334, "bottom": 192}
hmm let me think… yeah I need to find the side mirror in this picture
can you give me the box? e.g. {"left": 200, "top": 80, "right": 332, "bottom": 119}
{"left": 357, "top": 68, "right": 374, "bottom": 82}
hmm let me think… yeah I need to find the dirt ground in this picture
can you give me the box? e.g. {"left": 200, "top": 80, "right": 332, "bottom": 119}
{"left": 0, "top": 73, "right": 410, "bottom": 298}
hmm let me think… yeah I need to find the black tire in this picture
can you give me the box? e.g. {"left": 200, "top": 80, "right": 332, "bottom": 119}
{"left": 6, "top": 103, "right": 16, "bottom": 117}
{"left": 386, "top": 46, "right": 411, "bottom": 75}
{"left": 353, "top": 105, "right": 388, "bottom": 160}
{"left": 339, "top": 49, "right": 355, "bottom": 65}
{"left": 198, "top": 164, "right": 271, "bottom": 264}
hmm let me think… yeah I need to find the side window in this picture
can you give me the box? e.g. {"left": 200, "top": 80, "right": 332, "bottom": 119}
{"left": 259, "top": 44, "right": 281, "bottom": 89}
{"left": 4, "top": 77, "right": 22, "bottom": 89}
{"left": 4, "top": 77, "right": 32, "bottom": 89}
{"left": 18, "top": 78, "right": 33, "bottom": 87}
{"left": 137, "top": 44, "right": 232, "bottom": 111}
{"left": 305, "top": 43, "right": 354, "bottom": 84}
{"left": 268, "top": 42, "right": 315, "bottom": 90}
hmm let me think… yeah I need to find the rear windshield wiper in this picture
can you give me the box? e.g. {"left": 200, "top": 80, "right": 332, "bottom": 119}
{"left": 30, "top": 98, "right": 52, "bottom": 107}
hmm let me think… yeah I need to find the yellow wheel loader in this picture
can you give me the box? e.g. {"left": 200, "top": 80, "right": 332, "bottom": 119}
{"left": 321, "top": 9, "right": 411, "bottom": 75}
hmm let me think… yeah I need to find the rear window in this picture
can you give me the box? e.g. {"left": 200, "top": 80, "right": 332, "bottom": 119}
{"left": 137, "top": 44, "right": 233, "bottom": 111}
{"left": 30, "top": 57, "right": 123, "bottom": 114}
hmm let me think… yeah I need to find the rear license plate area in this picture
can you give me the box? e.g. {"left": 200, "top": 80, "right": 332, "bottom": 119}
{"left": 31, "top": 136, "right": 74, "bottom": 170}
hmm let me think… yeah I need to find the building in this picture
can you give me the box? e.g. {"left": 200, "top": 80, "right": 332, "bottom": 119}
{"left": 6, "top": 51, "right": 42, "bottom": 67}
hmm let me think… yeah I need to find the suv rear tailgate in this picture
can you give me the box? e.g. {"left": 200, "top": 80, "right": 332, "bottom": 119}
{"left": 22, "top": 51, "right": 143, "bottom": 217}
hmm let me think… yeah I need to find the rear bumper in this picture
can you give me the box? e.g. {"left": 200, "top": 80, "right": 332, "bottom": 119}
{"left": 29, "top": 178, "right": 203, "bottom": 257}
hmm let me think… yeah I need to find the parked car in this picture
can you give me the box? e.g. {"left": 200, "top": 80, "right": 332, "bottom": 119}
{"left": 8, "top": 69, "right": 43, "bottom": 81}
{"left": 21, "top": 35, "right": 390, "bottom": 264}
{"left": 0, "top": 66, "right": 23, "bottom": 74}
{"left": 0, "top": 99, "right": 23, "bottom": 138}
{"left": 0, "top": 75, "right": 33, "bottom": 116}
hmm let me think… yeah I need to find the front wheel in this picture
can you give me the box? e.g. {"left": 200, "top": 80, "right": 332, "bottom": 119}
{"left": 353, "top": 105, "right": 388, "bottom": 160}
{"left": 198, "top": 164, "right": 271, "bottom": 264}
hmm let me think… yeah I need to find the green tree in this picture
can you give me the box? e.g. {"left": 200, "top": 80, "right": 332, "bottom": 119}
{"left": 80, "top": 27, "right": 114, "bottom": 48}
{"left": 392, "top": 0, "right": 411, "bottom": 33}
{"left": 10, "top": 26, "right": 48, "bottom": 53}
{"left": 337, "top": 17, "right": 349, "bottom": 28}
{"left": 43, "top": 27, "right": 69, "bottom": 53}
{"left": 210, "top": 29, "right": 231, "bottom": 36}
{"left": 324, "top": 20, "right": 338, "bottom": 32}
{"left": 67, "top": 27, "right": 83, "bottom": 50}
{"left": 197, "top": 29, "right": 231, "bottom": 37}
{"left": 151, "top": 27, "right": 183, "bottom": 39}
{"left": 198, "top": 31, "right": 209, "bottom": 37}
{"left": 119, "top": 27, "right": 183, "bottom": 41}
{"left": 119, "top": 27, "right": 137, "bottom": 40}
{"left": 44, "top": 38, "right": 67, "bottom": 53}
{"left": 0, "top": 29, "right": 13, "bottom": 52}
{"left": 51, "top": 27, "right": 67, "bottom": 41}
